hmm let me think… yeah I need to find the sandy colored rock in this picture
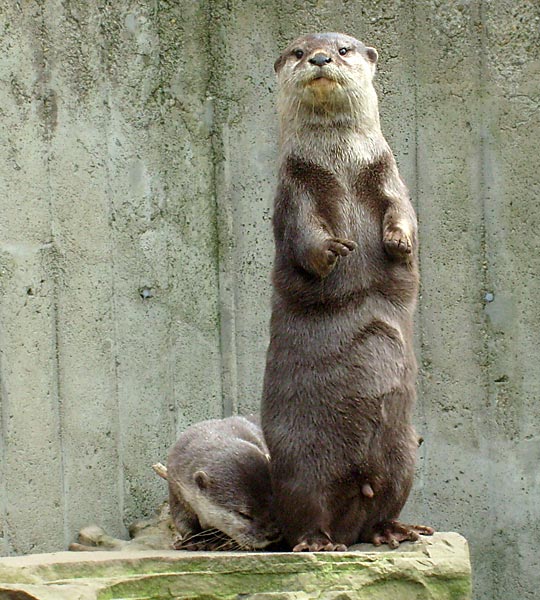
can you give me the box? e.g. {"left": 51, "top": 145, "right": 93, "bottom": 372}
{"left": 0, "top": 532, "right": 471, "bottom": 600}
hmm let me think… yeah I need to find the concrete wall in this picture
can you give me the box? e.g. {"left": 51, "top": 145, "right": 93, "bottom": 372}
{"left": 0, "top": 2, "right": 538, "bottom": 599}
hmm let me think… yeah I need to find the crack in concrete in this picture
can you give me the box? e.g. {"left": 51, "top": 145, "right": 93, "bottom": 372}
{"left": 206, "top": 1, "right": 239, "bottom": 418}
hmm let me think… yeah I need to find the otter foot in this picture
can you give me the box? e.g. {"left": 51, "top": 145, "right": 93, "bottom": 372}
{"left": 293, "top": 536, "right": 347, "bottom": 552}
{"left": 383, "top": 227, "right": 412, "bottom": 258}
{"left": 372, "top": 520, "right": 434, "bottom": 549}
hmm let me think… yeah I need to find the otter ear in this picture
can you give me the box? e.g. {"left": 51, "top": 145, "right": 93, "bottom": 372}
{"left": 274, "top": 55, "right": 285, "bottom": 73}
{"left": 193, "top": 470, "right": 211, "bottom": 490}
{"left": 365, "top": 47, "right": 378, "bottom": 64}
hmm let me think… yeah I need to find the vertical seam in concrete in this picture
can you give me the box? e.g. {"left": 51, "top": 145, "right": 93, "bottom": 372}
{"left": 0, "top": 334, "right": 12, "bottom": 554}
{"left": 476, "top": 2, "right": 493, "bottom": 444}
{"left": 412, "top": 0, "right": 428, "bottom": 508}
{"left": 165, "top": 0, "right": 178, "bottom": 442}
{"left": 51, "top": 255, "right": 68, "bottom": 548}
{"left": 35, "top": 1, "right": 69, "bottom": 550}
{"left": 206, "top": 0, "right": 238, "bottom": 417}
{"left": 477, "top": 1, "right": 495, "bottom": 596}
{"left": 477, "top": 1, "right": 491, "bottom": 408}
{"left": 102, "top": 7, "right": 126, "bottom": 531}
{"left": 104, "top": 82, "right": 125, "bottom": 535}
{"left": 167, "top": 235, "right": 177, "bottom": 438}
{"left": 150, "top": 0, "right": 178, "bottom": 440}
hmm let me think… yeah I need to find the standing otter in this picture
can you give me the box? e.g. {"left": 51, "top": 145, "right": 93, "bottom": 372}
{"left": 166, "top": 416, "right": 281, "bottom": 550}
{"left": 261, "top": 32, "right": 434, "bottom": 551}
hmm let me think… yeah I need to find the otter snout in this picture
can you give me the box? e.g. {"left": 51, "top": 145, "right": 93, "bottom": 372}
{"left": 247, "top": 523, "right": 282, "bottom": 549}
{"left": 309, "top": 53, "right": 332, "bottom": 66}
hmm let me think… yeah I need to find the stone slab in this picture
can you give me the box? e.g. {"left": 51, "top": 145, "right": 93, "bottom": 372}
{"left": 0, "top": 532, "right": 470, "bottom": 600}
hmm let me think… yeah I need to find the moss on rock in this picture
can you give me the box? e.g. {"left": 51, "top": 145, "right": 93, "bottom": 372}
{"left": 0, "top": 533, "right": 471, "bottom": 600}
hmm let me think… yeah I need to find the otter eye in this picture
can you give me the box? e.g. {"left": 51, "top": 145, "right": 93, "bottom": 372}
{"left": 293, "top": 49, "right": 304, "bottom": 59}
{"left": 339, "top": 47, "right": 349, "bottom": 56}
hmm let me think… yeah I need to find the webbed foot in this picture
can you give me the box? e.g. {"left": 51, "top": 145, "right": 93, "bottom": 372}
{"left": 372, "top": 520, "right": 434, "bottom": 549}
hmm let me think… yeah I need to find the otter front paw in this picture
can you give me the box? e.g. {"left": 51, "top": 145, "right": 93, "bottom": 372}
{"left": 309, "top": 238, "right": 357, "bottom": 277}
{"left": 383, "top": 226, "right": 412, "bottom": 258}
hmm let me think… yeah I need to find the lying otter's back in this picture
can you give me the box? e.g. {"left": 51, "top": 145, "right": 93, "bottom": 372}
{"left": 167, "top": 416, "right": 267, "bottom": 478}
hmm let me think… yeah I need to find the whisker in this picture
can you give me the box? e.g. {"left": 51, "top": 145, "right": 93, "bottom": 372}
{"left": 212, "top": 541, "right": 231, "bottom": 551}
{"left": 176, "top": 527, "right": 222, "bottom": 546}
{"left": 214, "top": 537, "right": 239, "bottom": 551}
{"left": 178, "top": 538, "right": 224, "bottom": 551}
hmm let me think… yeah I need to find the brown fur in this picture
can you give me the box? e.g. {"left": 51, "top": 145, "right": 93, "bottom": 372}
{"left": 167, "top": 416, "right": 281, "bottom": 550}
{"left": 261, "top": 32, "right": 429, "bottom": 550}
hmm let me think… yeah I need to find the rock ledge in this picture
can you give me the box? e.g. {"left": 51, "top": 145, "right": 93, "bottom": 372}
{"left": 0, "top": 532, "right": 471, "bottom": 600}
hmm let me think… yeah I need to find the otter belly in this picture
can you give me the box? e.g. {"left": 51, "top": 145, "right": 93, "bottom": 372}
{"left": 261, "top": 298, "right": 418, "bottom": 548}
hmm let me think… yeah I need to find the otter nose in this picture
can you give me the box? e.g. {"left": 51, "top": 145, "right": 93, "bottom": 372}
{"left": 309, "top": 53, "right": 332, "bottom": 67}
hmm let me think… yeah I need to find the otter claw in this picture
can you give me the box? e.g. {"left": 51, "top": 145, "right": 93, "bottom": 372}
{"left": 293, "top": 538, "right": 347, "bottom": 552}
{"left": 309, "top": 237, "right": 357, "bottom": 277}
{"left": 383, "top": 228, "right": 412, "bottom": 257}
{"left": 372, "top": 520, "right": 434, "bottom": 549}
{"left": 327, "top": 237, "right": 357, "bottom": 257}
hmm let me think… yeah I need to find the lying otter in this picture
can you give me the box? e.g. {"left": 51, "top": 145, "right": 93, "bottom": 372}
{"left": 261, "top": 32, "right": 434, "bottom": 551}
{"left": 165, "top": 416, "right": 281, "bottom": 550}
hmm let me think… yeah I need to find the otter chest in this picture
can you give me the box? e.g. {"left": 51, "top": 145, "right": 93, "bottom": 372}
{"left": 310, "top": 160, "right": 388, "bottom": 247}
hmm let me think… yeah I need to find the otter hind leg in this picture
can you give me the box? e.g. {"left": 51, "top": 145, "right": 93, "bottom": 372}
{"left": 371, "top": 520, "right": 435, "bottom": 549}
{"left": 290, "top": 485, "right": 367, "bottom": 552}
{"left": 274, "top": 481, "right": 348, "bottom": 551}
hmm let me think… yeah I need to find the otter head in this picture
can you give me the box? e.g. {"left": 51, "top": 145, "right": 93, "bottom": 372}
{"left": 192, "top": 442, "right": 281, "bottom": 549}
{"left": 275, "top": 32, "right": 379, "bottom": 129}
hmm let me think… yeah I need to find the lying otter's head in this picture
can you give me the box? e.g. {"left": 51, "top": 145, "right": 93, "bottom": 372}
{"left": 191, "top": 442, "right": 281, "bottom": 549}
{"left": 275, "top": 32, "right": 379, "bottom": 129}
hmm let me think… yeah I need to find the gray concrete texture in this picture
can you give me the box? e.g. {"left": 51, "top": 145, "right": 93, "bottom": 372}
{"left": 0, "top": 1, "right": 538, "bottom": 599}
